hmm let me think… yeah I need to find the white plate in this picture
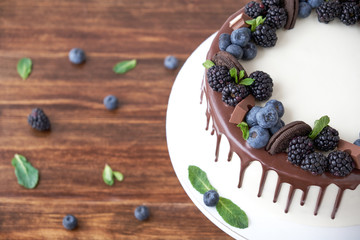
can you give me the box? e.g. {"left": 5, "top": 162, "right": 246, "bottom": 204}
{"left": 166, "top": 35, "right": 360, "bottom": 240}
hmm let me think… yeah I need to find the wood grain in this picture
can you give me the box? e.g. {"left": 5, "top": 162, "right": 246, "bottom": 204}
{"left": 0, "top": 0, "right": 238, "bottom": 239}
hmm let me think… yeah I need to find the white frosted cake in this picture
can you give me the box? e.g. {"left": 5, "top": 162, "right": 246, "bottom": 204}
{"left": 201, "top": 0, "right": 360, "bottom": 233}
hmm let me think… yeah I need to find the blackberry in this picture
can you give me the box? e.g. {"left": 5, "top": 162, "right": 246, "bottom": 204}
{"left": 316, "top": 1, "right": 341, "bottom": 23}
{"left": 327, "top": 150, "right": 355, "bottom": 177}
{"left": 245, "top": 1, "right": 266, "bottom": 18}
{"left": 314, "top": 126, "right": 339, "bottom": 151}
{"left": 28, "top": 108, "right": 51, "bottom": 131}
{"left": 222, "top": 83, "right": 250, "bottom": 107}
{"left": 248, "top": 71, "right": 273, "bottom": 101}
{"left": 287, "top": 136, "right": 315, "bottom": 166}
{"left": 262, "top": 0, "right": 281, "bottom": 8}
{"left": 252, "top": 24, "right": 277, "bottom": 48}
{"left": 264, "top": 6, "right": 288, "bottom": 29}
{"left": 301, "top": 152, "right": 328, "bottom": 175}
{"left": 339, "top": 2, "right": 360, "bottom": 25}
{"left": 207, "top": 65, "right": 233, "bottom": 92}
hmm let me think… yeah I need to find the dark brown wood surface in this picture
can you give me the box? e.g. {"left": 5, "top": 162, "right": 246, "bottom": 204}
{"left": 0, "top": 0, "right": 238, "bottom": 239}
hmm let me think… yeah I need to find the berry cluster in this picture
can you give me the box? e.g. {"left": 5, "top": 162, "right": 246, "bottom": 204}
{"left": 287, "top": 124, "right": 355, "bottom": 176}
{"left": 245, "top": 99, "right": 285, "bottom": 149}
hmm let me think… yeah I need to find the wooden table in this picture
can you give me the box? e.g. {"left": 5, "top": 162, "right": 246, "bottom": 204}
{"left": 0, "top": 0, "right": 238, "bottom": 239}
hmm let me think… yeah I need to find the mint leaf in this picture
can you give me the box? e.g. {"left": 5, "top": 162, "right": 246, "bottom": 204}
{"left": 239, "top": 70, "right": 245, "bottom": 80}
{"left": 103, "top": 164, "right": 114, "bottom": 186}
{"left": 11, "top": 154, "right": 39, "bottom": 189}
{"left": 113, "top": 59, "right": 137, "bottom": 74}
{"left": 203, "top": 60, "right": 215, "bottom": 69}
{"left": 188, "top": 165, "right": 216, "bottom": 194}
{"left": 237, "top": 122, "right": 249, "bottom": 140}
{"left": 216, "top": 197, "right": 248, "bottom": 229}
{"left": 229, "top": 67, "right": 238, "bottom": 84}
{"left": 17, "top": 58, "right": 32, "bottom": 80}
{"left": 239, "top": 78, "right": 254, "bottom": 86}
{"left": 309, "top": 115, "right": 330, "bottom": 139}
{"left": 246, "top": 16, "right": 266, "bottom": 32}
{"left": 113, "top": 171, "right": 124, "bottom": 182}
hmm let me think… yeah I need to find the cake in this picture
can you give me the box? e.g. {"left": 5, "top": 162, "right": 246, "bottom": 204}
{"left": 201, "top": 0, "right": 360, "bottom": 229}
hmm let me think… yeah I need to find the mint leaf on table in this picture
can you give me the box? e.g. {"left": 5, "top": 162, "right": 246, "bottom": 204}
{"left": 17, "top": 58, "right": 32, "bottom": 80}
{"left": 113, "top": 59, "right": 137, "bottom": 74}
{"left": 202, "top": 60, "right": 215, "bottom": 69}
{"left": 103, "top": 164, "right": 114, "bottom": 186}
{"left": 11, "top": 154, "right": 39, "bottom": 189}
{"left": 309, "top": 115, "right": 330, "bottom": 139}
{"left": 188, "top": 165, "right": 216, "bottom": 194}
{"left": 113, "top": 171, "right": 124, "bottom": 182}
{"left": 237, "top": 122, "right": 249, "bottom": 140}
{"left": 216, "top": 197, "right": 248, "bottom": 229}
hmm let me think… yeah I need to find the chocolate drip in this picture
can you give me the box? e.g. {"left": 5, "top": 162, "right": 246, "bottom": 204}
{"left": 201, "top": 3, "right": 360, "bottom": 219}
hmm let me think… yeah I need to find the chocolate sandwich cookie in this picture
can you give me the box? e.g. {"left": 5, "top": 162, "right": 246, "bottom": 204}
{"left": 212, "top": 51, "right": 248, "bottom": 76}
{"left": 266, "top": 121, "right": 312, "bottom": 155}
{"left": 284, "top": 0, "right": 299, "bottom": 29}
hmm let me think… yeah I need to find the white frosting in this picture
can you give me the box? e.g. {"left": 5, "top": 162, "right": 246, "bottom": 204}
{"left": 242, "top": 13, "right": 360, "bottom": 142}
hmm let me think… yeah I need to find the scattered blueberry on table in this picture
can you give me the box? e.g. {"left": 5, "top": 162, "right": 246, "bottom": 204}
{"left": 203, "top": 190, "right": 219, "bottom": 207}
{"left": 62, "top": 214, "right": 78, "bottom": 230}
{"left": 164, "top": 55, "right": 179, "bottom": 70}
{"left": 134, "top": 205, "right": 150, "bottom": 221}
{"left": 103, "top": 95, "right": 119, "bottom": 110}
{"left": 68, "top": 48, "right": 86, "bottom": 64}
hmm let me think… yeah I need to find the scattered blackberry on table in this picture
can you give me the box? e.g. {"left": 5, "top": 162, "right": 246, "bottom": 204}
{"left": 287, "top": 136, "right": 315, "bottom": 166}
{"left": 252, "top": 24, "right": 277, "bottom": 48}
{"left": 62, "top": 214, "right": 78, "bottom": 230}
{"left": 314, "top": 126, "right": 339, "bottom": 151}
{"left": 245, "top": 1, "right": 266, "bottom": 18}
{"left": 222, "top": 83, "right": 250, "bottom": 107}
{"left": 68, "top": 48, "right": 86, "bottom": 64}
{"left": 28, "top": 108, "right": 51, "bottom": 131}
{"left": 339, "top": 2, "right": 360, "bottom": 25}
{"left": 316, "top": 0, "right": 341, "bottom": 23}
{"left": 134, "top": 205, "right": 150, "bottom": 221}
{"left": 301, "top": 152, "right": 328, "bottom": 175}
{"left": 248, "top": 71, "right": 273, "bottom": 101}
{"left": 264, "top": 6, "right": 288, "bottom": 29}
{"left": 203, "top": 190, "right": 220, "bottom": 206}
{"left": 328, "top": 150, "right": 355, "bottom": 177}
{"left": 262, "top": 0, "right": 280, "bottom": 8}
{"left": 207, "top": 65, "right": 233, "bottom": 92}
{"left": 164, "top": 55, "right": 179, "bottom": 70}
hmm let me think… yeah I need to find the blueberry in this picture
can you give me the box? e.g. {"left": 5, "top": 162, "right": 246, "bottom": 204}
{"left": 219, "top": 33, "right": 231, "bottom": 51}
{"left": 245, "top": 106, "right": 261, "bottom": 127}
{"left": 354, "top": 139, "right": 360, "bottom": 146}
{"left": 230, "top": 28, "right": 251, "bottom": 47}
{"left": 134, "top": 205, "right": 150, "bottom": 221}
{"left": 298, "top": 2, "right": 312, "bottom": 18}
{"left": 308, "top": 0, "right": 324, "bottom": 8}
{"left": 103, "top": 95, "right": 119, "bottom": 110}
{"left": 225, "top": 44, "right": 243, "bottom": 59}
{"left": 62, "top": 214, "right": 78, "bottom": 230}
{"left": 256, "top": 105, "right": 279, "bottom": 128}
{"left": 247, "top": 126, "right": 270, "bottom": 149}
{"left": 242, "top": 42, "right": 257, "bottom": 60}
{"left": 265, "top": 99, "right": 284, "bottom": 118}
{"left": 68, "top": 48, "right": 86, "bottom": 64}
{"left": 164, "top": 55, "right": 179, "bottom": 70}
{"left": 203, "top": 190, "right": 220, "bottom": 207}
{"left": 270, "top": 120, "right": 285, "bottom": 135}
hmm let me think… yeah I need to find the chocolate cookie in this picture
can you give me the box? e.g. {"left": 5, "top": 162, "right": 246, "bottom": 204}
{"left": 211, "top": 51, "right": 248, "bottom": 76}
{"left": 266, "top": 121, "right": 312, "bottom": 155}
{"left": 284, "top": 0, "right": 299, "bottom": 29}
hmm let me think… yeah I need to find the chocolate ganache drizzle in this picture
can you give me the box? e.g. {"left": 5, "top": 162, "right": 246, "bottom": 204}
{"left": 201, "top": 4, "right": 360, "bottom": 219}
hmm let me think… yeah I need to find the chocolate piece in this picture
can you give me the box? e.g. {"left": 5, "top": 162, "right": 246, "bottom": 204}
{"left": 212, "top": 51, "right": 248, "bottom": 76}
{"left": 266, "top": 121, "right": 312, "bottom": 155}
{"left": 284, "top": 0, "right": 298, "bottom": 29}
{"left": 229, "top": 95, "right": 255, "bottom": 124}
{"left": 229, "top": 12, "right": 252, "bottom": 30}
{"left": 338, "top": 140, "right": 360, "bottom": 170}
